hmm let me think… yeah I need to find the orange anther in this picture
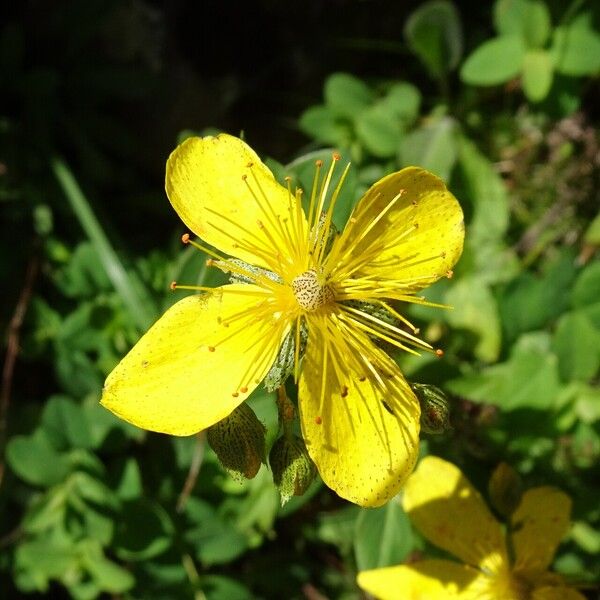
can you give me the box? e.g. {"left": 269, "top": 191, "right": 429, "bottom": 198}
{"left": 435, "top": 349, "right": 444, "bottom": 357}
{"left": 284, "top": 175, "right": 292, "bottom": 182}
{"left": 315, "top": 159, "right": 323, "bottom": 167}
{"left": 341, "top": 385, "right": 349, "bottom": 398}
{"left": 232, "top": 392, "right": 239, "bottom": 398}
{"left": 206, "top": 258, "right": 214, "bottom": 267}
{"left": 241, "top": 174, "right": 248, "bottom": 181}
{"left": 169, "top": 281, "right": 177, "bottom": 290}
{"left": 315, "top": 416, "right": 323, "bottom": 425}
{"left": 446, "top": 270, "right": 454, "bottom": 279}
{"left": 332, "top": 152, "right": 341, "bottom": 161}
{"left": 240, "top": 386, "right": 248, "bottom": 393}
{"left": 207, "top": 346, "right": 216, "bottom": 352}
{"left": 246, "top": 161, "right": 254, "bottom": 168}
{"left": 181, "top": 233, "right": 190, "bottom": 244}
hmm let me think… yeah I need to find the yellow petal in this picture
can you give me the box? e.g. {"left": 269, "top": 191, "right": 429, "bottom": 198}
{"left": 333, "top": 167, "right": 464, "bottom": 289}
{"left": 298, "top": 336, "right": 420, "bottom": 507}
{"left": 532, "top": 586, "right": 587, "bottom": 600}
{"left": 403, "top": 456, "right": 507, "bottom": 572}
{"left": 101, "top": 284, "right": 286, "bottom": 435}
{"left": 166, "top": 134, "right": 306, "bottom": 269}
{"left": 357, "top": 560, "right": 488, "bottom": 600}
{"left": 511, "top": 487, "right": 572, "bottom": 572}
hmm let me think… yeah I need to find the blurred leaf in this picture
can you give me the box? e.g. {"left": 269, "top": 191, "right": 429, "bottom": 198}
{"left": 324, "top": 72, "right": 373, "bottom": 119}
{"left": 185, "top": 498, "right": 248, "bottom": 566}
{"left": 552, "top": 20, "right": 600, "bottom": 76}
{"left": 201, "top": 575, "right": 253, "bottom": 600}
{"left": 299, "top": 105, "right": 351, "bottom": 147}
{"left": 81, "top": 540, "right": 135, "bottom": 593}
{"left": 354, "top": 502, "right": 413, "bottom": 570}
{"left": 458, "top": 137, "right": 509, "bottom": 241}
{"left": 552, "top": 311, "right": 600, "bottom": 382}
{"left": 522, "top": 50, "right": 554, "bottom": 101}
{"left": 445, "top": 276, "right": 502, "bottom": 362}
{"left": 571, "top": 521, "right": 600, "bottom": 554}
{"left": 572, "top": 260, "right": 600, "bottom": 308}
{"left": 114, "top": 498, "right": 174, "bottom": 561}
{"left": 499, "top": 250, "right": 577, "bottom": 341}
{"left": 355, "top": 103, "right": 402, "bottom": 158}
{"left": 51, "top": 157, "right": 157, "bottom": 331}
{"left": 404, "top": 0, "right": 463, "bottom": 79}
{"left": 41, "top": 395, "right": 93, "bottom": 451}
{"left": 7, "top": 430, "right": 70, "bottom": 487}
{"left": 494, "top": 0, "right": 551, "bottom": 48}
{"left": 448, "top": 333, "right": 561, "bottom": 410}
{"left": 114, "top": 458, "right": 143, "bottom": 500}
{"left": 461, "top": 36, "right": 526, "bottom": 85}
{"left": 14, "top": 537, "right": 76, "bottom": 591}
{"left": 399, "top": 116, "right": 458, "bottom": 181}
{"left": 315, "top": 505, "right": 361, "bottom": 556}
{"left": 574, "top": 385, "right": 600, "bottom": 424}
{"left": 381, "top": 82, "right": 421, "bottom": 125}
{"left": 583, "top": 211, "right": 600, "bottom": 245}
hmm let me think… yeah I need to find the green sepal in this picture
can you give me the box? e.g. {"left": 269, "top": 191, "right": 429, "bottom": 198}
{"left": 269, "top": 434, "right": 316, "bottom": 506}
{"left": 488, "top": 462, "right": 523, "bottom": 518}
{"left": 410, "top": 383, "right": 452, "bottom": 435}
{"left": 206, "top": 404, "right": 266, "bottom": 482}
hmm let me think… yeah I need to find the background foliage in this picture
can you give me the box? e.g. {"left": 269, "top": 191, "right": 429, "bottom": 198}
{"left": 1, "top": 0, "right": 599, "bottom": 598}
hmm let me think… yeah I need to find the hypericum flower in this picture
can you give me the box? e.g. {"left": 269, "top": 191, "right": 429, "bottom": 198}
{"left": 358, "top": 456, "right": 585, "bottom": 599}
{"left": 101, "top": 134, "right": 464, "bottom": 506}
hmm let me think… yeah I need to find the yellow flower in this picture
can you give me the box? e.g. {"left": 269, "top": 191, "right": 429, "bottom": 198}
{"left": 358, "top": 456, "right": 585, "bottom": 599}
{"left": 101, "top": 134, "right": 464, "bottom": 506}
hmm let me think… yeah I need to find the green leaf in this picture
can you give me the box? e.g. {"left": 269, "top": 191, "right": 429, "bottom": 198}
{"left": 324, "top": 72, "right": 373, "bottom": 119}
{"left": 522, "top": 49, "right": 554, "bottom": 101}
{"left": 114, "top": 498, "right": 174, "bottom": 561}
{"left": 354, "top": 503, "right": 413, "bottom": 570}
{"left": 298, "top": 105, "right": 352, "bottom": 147}
{"left": 461, "top": 35, "right": 526, "bottom": 85}
{"left": 51, "top": 157, "right": 157, "bottom": 332}
{"left": 494, "top": 0, "right": 551, "bottom": 48}
{"left": 552, "top": 311, "right": 600, "bottom": 382}
{"left": 572, "top": 261, "right": 600, "bottom": 308}
{"left": 381, "top": 82, "right": 421, "bottom": 125}
{"left": 552, "top": 22, "right": 600, "bottom": 76}
{"left": 41, "top": 395, "right": 93, "bottom": 451}
{"left": 355, "top": 103, "right": 402, "bottom": 158}
{"left": 445, "top": 276, "right": 502, "bottom": 362}
{"left": 399, "top": 116, "right": 458, "bottom": 181}
{"left": 583, "top": 211, "right": 600, "bottom": 245}
{"left": 499, "top": 250, "right": 577, "bottom": 342}
{"left": 15, "top": 538, "right": 77, "bottom": 586}
{"left": 201, "top": 575, "right": 253, "bottom": 600}
{"left": 404, "top": 0, "right": 463, "bottom": 79}
{"left": 448, "top": 333, "right": 561, "bottom": 410}
{"left": 7, "top": 431, "right": 70, "bottom": 486}
{"left": 81, "top": 541, "right": 135, "bottom": 593}
{"left": 185, "top": 498, "right": 248, "bottom": 566}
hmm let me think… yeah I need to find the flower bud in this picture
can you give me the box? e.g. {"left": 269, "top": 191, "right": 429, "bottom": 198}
{"left": 410, "top": 383, "right": 452, "bottom": 435}
{"left": 207, "top": 403, "right": 266, "bottom": 481}
{"left": 488, "top": 462, "right": 523, "bottom": 518}
{"left": 269, "top": 434, "right": 316, "bottom": 505}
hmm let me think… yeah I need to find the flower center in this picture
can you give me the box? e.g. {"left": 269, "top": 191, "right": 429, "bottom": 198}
{"left": 291, "top": 269, "right": 334, "bottom": 311}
